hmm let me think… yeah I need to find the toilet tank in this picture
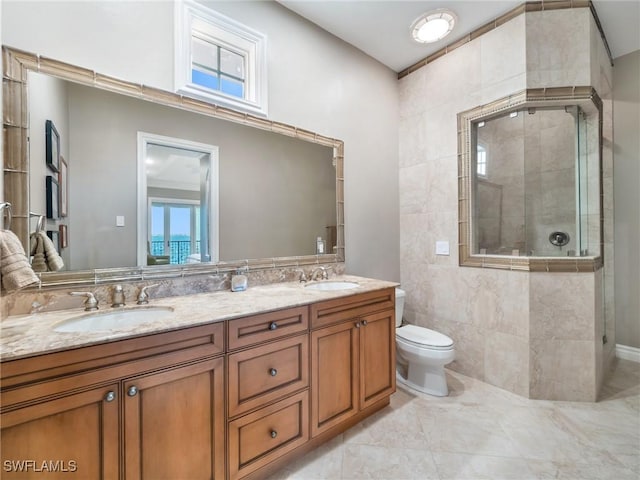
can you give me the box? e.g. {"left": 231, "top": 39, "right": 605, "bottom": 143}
{"left": 395, "top": 288, "right": 405, "bottom": 328}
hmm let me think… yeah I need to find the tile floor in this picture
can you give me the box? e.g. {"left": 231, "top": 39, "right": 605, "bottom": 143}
{"left": 268, "top": 358, "right": 639, "bottom": 479}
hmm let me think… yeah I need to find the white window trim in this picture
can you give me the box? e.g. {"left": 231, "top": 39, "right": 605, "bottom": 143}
{"left": 175, "top": 0, "right": 268, "bottom": 117}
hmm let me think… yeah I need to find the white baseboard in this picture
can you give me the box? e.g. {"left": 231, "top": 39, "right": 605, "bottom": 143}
{"left": 616, "top": 344, "right": 640, "bottom": 363}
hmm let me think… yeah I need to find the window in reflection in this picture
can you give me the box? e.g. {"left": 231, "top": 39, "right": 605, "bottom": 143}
{"left": 476, "top": 144, "right": 487, "bottom": 177}
{"left": 150, "top": 201, "right": 202, "bottom": 264}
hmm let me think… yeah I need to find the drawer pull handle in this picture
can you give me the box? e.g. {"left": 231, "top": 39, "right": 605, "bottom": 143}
{"left": 127, "top": 386, "right": 138, "bottom": 397}
{"left": 355, "top": 322, "right": 361, "bottom": 328}
{"left": 270, "top": 430, "right": 278, "bottom": 439}
{"left": 269, "top": 368, "right": 278, "bottom": 377}
{"left": 104, "top": 391, "right": 116, "bottom": 402}
{"left": 362, "top": 320, "right": 368, "bottom": 326}
{"left": 269, "top": 322, "right": 278, "bottom": 331}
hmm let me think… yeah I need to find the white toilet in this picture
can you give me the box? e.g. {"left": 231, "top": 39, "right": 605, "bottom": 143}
{"left": 395, "top": 288, "right": 455, "bottom": 396}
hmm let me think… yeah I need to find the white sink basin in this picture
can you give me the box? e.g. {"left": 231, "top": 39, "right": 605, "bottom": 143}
{"left": 305, "top": 281, "right": 359, "bottom": 291}
{"left": 54, "top": 306, "right": 174, "bottom": 333}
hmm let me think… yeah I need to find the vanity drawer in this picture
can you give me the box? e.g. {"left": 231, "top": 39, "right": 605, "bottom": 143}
{"left": 310, "top": 288, "right": 395, "bottom": 330}
{"left": 228, "top": 390, "right": 309, "bottom": 479}
{"left": 228, "top": 334, "right": 308, "bottom": 418}
{"left": 227, "top": 306, "right": 308, "bottom": 350}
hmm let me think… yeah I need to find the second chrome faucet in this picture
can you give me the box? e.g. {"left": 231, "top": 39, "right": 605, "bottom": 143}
{"left": 111, "top": 285, "right": 125, "bottom": 307}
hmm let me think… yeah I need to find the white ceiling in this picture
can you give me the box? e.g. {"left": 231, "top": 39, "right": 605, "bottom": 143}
{"left": 278, "top": 0, "right": 640, "bottom": 73}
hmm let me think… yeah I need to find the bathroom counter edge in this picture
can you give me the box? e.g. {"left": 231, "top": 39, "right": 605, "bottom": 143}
{"left": 0, "top": 275, "right": 398, "bottom": 361}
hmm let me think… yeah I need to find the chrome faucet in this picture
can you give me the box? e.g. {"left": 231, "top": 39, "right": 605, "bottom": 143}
{"left": 310, "top": 266, "right": 329, "bottom": 281}
{"left": 297, "top": 269, "right": 308, "bottom": 283}
{"left": 70, "top": 291, "right": 99, "bottom": 311}
{"left": 137, "top": 284, "right": 159, "bottom": 305}
{"left": 111, "top": 284, "right": 125, "bottom": 308}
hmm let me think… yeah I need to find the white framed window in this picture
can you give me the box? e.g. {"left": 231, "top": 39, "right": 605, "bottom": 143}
{"left": 175, "top": 0, "right": 268, "bottom": 116}
{"left": 477, "top": 144, "right": 487, "bottom": 177}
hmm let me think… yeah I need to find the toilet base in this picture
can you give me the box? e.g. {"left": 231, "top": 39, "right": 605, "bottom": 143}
{"left": 396, "top": 365, "right": 449, "bottom": 397}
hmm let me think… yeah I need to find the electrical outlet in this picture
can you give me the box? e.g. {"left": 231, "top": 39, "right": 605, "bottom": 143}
{"left": 435, "top": 241, "right": 450, "bottom": 256}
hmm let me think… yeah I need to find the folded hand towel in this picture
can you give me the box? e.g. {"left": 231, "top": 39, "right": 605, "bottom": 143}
{"left": 40, "top": 232, "right": 64, "bottom": 272}
{"left": 1, "top": 229, "right": 39, "bottom": 292}
{"left": 30, "top": 234, "right": 47, "bottom": 272}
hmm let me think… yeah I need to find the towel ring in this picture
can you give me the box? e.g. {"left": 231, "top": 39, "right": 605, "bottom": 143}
{"left": 29, "top": 212, "right": 45, "bottom": 233}
{"left": 0, "top": 202, "right": 12, "bottom": 230}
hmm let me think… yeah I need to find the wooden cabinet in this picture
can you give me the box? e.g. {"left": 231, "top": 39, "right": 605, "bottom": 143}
{"left": 123, "top": 358, "right": 225, "bottom": 480}
{"left": 0, "top": 286, "right": 396, "bottom": 480}
{"left": 228, "top": 391, "right": 309, "bottom": 479}
{"left": 310, "top": 288, "right": 396, "bottom": 438}
{"left": 358, "top": 310, "right": 396, "bottom": 410}
{"left": 1, "top": 322, "right": 225, "bottom": 480}
{"left": 311, "top": 319, "right": 359, "bottom": 436}
{"left": 1, "top": 384, "right": 119, "bottom": 479}
{"left": 227, "top": 308, "right": 310, "bottom": 479}
{"left": 228, "top": 334, "right": 308, "bottom": 418}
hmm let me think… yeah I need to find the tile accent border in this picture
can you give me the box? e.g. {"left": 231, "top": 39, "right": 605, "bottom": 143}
{"left": 398, "top": 0, "right": 614, "bottom": 79}
{"left": 2, "top": 46, "right": 345, "bottom": 289}
{"left": 457, "top": 87, "right": 604, "bottom": 273}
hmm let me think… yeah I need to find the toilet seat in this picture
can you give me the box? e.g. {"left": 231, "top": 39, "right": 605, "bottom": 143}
{"left": 396, "top": 325, "right": 453, "bottom": 350}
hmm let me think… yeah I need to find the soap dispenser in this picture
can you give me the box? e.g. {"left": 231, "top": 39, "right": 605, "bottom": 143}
{"left": 231, "top": 268, "right": 248, "bottom": 292}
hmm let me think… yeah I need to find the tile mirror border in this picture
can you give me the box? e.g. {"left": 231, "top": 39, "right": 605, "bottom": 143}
{"left": 457, "top": 86, "right": 604, "bottom": 273}
{"left": 2, "top": 46, "right": 345, "bottom": 288}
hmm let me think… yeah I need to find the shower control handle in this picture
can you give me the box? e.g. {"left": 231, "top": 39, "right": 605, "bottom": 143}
{"left": 549, "top": 231, "right": 570, "bottom": 247}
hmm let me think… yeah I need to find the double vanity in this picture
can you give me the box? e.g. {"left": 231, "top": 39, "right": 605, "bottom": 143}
{"left": 0, "top": 275, "right": 397, "bottom": 479}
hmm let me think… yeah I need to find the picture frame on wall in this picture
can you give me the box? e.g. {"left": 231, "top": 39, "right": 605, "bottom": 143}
{"left": 45, "top": 120, "right": 60, "bottom": 173}
{"left": 46, "top": 230, "right": 60, "bottom": 254}
{"left": 46, "top": 175, "right": 59, "bottom": 219}
{"left": 59, "top": 224, "right": 68, "bottom": 249}
{"left": 59, "top": 156, "right": 68, "bottom": 217}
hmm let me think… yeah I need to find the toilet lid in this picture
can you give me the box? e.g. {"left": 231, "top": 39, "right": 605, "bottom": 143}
{"left": 396, "top": 325, "right": 453, "bottom": 348}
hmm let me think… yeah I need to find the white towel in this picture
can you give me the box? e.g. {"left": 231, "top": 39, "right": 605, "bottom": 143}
{"left": 29, "top": 231, "right": 64, "bottom": 272}
{"left": 1, "top": 229, "right": 39, "bottom": 291}
{"left": 30, "top": 232, "right": 47, "bottom": 272}
{"left": 40, "top": 232, "right": 64, "bottom": 272}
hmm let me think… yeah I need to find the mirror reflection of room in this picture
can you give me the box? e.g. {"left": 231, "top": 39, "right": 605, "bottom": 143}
{"left": 27, "top": 71, "right": 337, "bottom": 271}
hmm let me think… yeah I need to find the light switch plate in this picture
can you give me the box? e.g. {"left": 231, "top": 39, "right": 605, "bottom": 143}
{"left": 435, "top": 240, "right": 450, "bottom": 256}
{"left": 116, "top": 215, "right": 125, "bottom": 227}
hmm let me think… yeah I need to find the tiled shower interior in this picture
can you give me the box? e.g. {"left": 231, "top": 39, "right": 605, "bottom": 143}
{"left": 475, "top": 106, "right": 600, "bottom": 257}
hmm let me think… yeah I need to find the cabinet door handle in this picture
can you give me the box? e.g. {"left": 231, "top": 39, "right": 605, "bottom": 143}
{"left": 127, "top": 385, "right": 138, "bottom": 397}
{"left": 269, "top": 322, "right": 278, "bottom": 331}
{"left": 355, "top": 322, "right": 361, "bottom": 328}
{"left": 362, "top": 320, "right": 368, "bottom": 326}
{"left": 270, "top": 430, "right": 278, "bottom": 439}
{"left": 104, "top": 391, "right": 116, "bottom": 402}
{"left": 269, "top": 368, "right": 278, "bottom": 377}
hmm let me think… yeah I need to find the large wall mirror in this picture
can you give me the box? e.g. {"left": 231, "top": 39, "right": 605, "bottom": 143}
{"left": 2, "top": 47, "right": 344, "bottom": 287}
{"left": 458, "top": 87, "right": 603, "bottom": 272}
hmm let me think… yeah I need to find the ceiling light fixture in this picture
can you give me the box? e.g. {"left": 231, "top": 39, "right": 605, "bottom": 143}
{"left": 411, "top": 9, "right": 457, "bottom": 44}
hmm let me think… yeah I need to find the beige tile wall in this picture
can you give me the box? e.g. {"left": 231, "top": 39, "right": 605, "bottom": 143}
{"left": 399, "top": 7, "right": 613, "bottom": 401}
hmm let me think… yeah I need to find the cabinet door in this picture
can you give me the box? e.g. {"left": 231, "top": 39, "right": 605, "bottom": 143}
{"left": 1, "top": 384, "right": 119, "bottom": 479}
{"left": 310, "top": 320, "right": 359, "bottom": 437}
{"left": 359, "top": 310, "right": 396, "bottom": 410}
{"left": 123, "top": 357, "right": 225, "bottom": 480}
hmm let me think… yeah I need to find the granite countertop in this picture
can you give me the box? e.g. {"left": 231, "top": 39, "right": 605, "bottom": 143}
{"left": 0, "top": 275, "right": 398, "bottom": 361}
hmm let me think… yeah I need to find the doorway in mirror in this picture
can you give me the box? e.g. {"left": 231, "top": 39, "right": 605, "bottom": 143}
{"left": 137, "top": 133, "right": 219, "bottom": 267}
